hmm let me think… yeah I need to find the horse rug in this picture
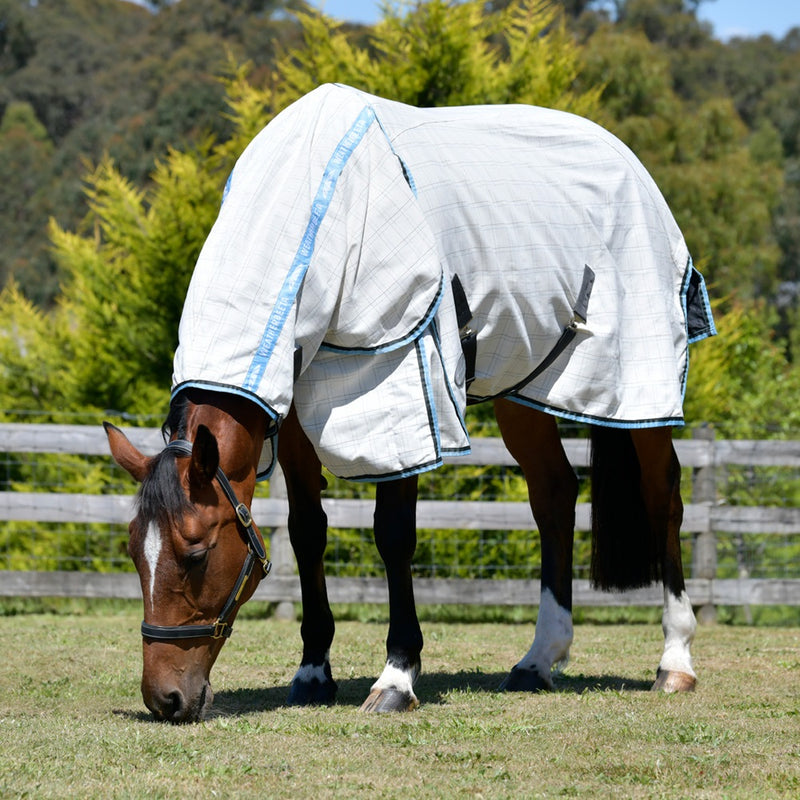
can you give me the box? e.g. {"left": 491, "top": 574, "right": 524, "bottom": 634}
{"left": 172, "top": 84, "right": 716, "bottom": 481}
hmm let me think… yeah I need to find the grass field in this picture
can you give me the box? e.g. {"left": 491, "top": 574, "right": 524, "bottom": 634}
{"left": 1, "top": 602, "right": 798, "bottom": 799}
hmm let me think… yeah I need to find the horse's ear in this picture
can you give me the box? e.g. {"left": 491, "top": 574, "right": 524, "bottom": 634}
{"left": 104, "top": 422, "right": 150, "bottom": 483}
{"left": 190, "top": 424, "right": 219, "bottom": 485}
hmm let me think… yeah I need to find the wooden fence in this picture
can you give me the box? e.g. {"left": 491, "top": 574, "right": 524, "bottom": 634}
{"left": 2, "top": 423, "right": 800, "bottom": 615}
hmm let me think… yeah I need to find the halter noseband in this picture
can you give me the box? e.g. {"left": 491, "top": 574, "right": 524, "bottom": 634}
{"left": 140, "top": 438, "right": 272, "bottom": 642}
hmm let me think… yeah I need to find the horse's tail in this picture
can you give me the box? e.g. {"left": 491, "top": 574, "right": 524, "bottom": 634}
{"left": 589, "top": 425, "right": 662, "bottom": 591}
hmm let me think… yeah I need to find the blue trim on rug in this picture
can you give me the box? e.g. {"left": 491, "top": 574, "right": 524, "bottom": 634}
{"left": 346, "top": 458, "right": 445, "bottom": 483}
{"left": 505, "top": 394, "right": 685, "bottom": 429}
{"left": 679, "top": 258, "right": 693, "bottom": 408}
{"left": 416, "top": 333, "right": 443, "bottom": 462}
{"left": 679, "top": 256, "right": 717, "bottom": 408}
{"left": 430, "top": 317, "right": 470, "bottom": 444}
{"left": 318, "top": 273, "right": 445, "bottom": 355}
{"left": 243, "top": 106, "right": 377, "bottom": 392}
{"left": 687, "top": 265, "right": 717, "bottom": 344}
{"left": 221, "top": 170, "right": 233, "bottom": 205}
{"left": 372, "top": 110, "right": 419, "bottom": 197}
{"left": 171, "top": 380, "right": 281, "bottom": 425}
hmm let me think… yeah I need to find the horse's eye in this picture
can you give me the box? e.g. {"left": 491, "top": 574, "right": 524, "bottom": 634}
{"left": 184, "top": 549, "right": 208, "bottom": 569}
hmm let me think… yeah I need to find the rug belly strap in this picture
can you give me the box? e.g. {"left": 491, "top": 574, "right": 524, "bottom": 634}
{"left": 451, "top": 274, "right": 477, "bottom": 390}
{"left": 467, "top": 264, "right": 596, "bottom": 404}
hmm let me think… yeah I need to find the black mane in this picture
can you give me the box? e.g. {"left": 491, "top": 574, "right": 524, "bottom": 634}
{"left": 137, "top": 395, "right": 191, "bottom": 528}
{"left": 162, "top": 391, "right": 190, "bottom": 443}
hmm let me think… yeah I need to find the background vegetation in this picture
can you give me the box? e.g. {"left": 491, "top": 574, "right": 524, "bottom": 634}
{"left": 1, "top": 0, "right": 798, "bottom": 430}
{"left": 1, "top": 0, "right": 800, "bottom": 577}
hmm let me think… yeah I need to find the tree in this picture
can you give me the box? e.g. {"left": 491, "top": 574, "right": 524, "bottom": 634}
{"left": 0, "top": 0, "right": 36, "bottom": 74}
{"left": 684, "top": 300, "right": 800, "bottom": 437}
{"left": 0, "top": 101, "right": 56, "bottom": 302}
{"left": 0, "top": 0, "right": 304, "bottom": 306}
{"left": 274, "top": 0, "right": 601, "bottom": 116}
{"left": 578, "top": 27, "right": 783, "bottom": 298}
{"left": 614, "top": 0, "right": 710, "bottom": 50}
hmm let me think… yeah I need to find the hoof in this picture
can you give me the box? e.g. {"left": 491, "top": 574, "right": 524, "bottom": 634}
{"left": 359, "top": 687, "right": 419, "bottom": 713}
{"left": 651, "top": 668, "right": 697, "bottom": 693}
{"left": 287, "top": 676, "right": 338, "bottom": 706}
{"left": 499, "top": 666, "right": 552, "bottom": 693}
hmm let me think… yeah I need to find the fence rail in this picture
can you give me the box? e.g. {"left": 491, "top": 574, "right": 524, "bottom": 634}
{"left": 2, "top": 423, "right": 800, "bottom": 612}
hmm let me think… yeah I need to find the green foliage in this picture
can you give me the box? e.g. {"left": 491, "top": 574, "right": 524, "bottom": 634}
{"left": 0, "top": 0, "right": 304, "bottom": 305}
{"left": 0, "top": 448, "right": 131, "bottom": 571}
{"left": 579, "top": 28, "right": 783, "bottom": 298}
{"left": 2, "top": 0, "right": 800, "bottom": 580}
{"left": 0, "top": 0, "right": 604, "bottom": 572}
{"left": 578, "top": 27, "right": 674, "bottom": 119}
{"left": 0, "top": 101, "right": 57, "bottom": 301}
{"left": 684, "top": 301, "right": 800, "bottom": 436}
{"left": 0, "top": 0, "right": 600, "bottom": 421}
{"left": 615, "top": 0, "right": 710, "bottom": 50}
{"left": 274, "top": 0, "right": 601, "bottom": 116}
{"left": 0, "top": 283, "right": 67, "bottom": 416}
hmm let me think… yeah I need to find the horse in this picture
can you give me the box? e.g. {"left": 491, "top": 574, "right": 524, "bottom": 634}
{"left": 105, "top": 84, "right": 715, "bottom": 722}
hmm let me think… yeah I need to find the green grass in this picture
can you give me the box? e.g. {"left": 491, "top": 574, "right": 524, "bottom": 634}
{"left": 1, "top": 605, "right": 799, "bottom": 798}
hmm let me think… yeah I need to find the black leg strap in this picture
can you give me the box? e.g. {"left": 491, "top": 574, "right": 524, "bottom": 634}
{"left": 459, "top": 264, "right": 596, "bottom": 404}
{"left": 452, "top": 274, "right": 477, "bottom": 389}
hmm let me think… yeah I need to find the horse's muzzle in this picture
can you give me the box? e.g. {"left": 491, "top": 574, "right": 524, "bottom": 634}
{"left": 143, "top": 679, "right": 214, "bottom": 724}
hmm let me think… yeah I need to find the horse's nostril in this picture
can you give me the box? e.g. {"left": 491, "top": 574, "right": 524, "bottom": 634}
{"left": 149, "top": 689, "right": 189, "bottom": 724}
{"left": 166, "top": 690, "right": 185, "bottom": 721}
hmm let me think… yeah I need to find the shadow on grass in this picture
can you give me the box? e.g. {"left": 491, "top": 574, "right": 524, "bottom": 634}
{"left": 553, "top": 673, "right": 653, "bottom": 694}
{"left": 111, "top": 708, "right": 158, "bottom": 722}
{"left": 113, "top": 670, "right": 653, "bottom": 722}
{"left": 207, "top": 669, "right": 653, "bottom": 717}
{"left": 420, "top": 670, "right": 653, "bottom": 702}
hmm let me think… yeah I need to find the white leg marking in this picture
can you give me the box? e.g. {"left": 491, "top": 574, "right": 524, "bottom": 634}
{"left": 515, "top": 587, "right": 573, "bottom": 684}
{"left": 143, "top": 521, "right": 162, "bottom": 610}
{"left": 659, "top": 589, "right": 697, "bottom": 677}
{"left": 371, "top": 662, "right": 419, "bottom": 701}
{"left": 293, "top": 652, "right": 331, "bottom": 684}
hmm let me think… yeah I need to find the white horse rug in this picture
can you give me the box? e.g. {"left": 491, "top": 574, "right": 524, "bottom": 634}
{"left": 172, "top": 84, "right": 715, "bottom": 480}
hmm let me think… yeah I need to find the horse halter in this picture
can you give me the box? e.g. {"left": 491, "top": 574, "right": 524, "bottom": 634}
{"left": 140, "top": 438, "right": 272, "bottom": 642}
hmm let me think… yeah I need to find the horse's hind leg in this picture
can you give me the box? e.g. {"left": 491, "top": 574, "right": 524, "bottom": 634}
{"left": 631, "top": 427, "right": 697, "bottom": 692}
{"left": 278, "top": 406, "right": 338, "bottom": 706}
{"left": 494, "top": 399, "right": 577, "bottom": 692}
{"left": 360, "top": 475, "right": 422, "bottom": 712}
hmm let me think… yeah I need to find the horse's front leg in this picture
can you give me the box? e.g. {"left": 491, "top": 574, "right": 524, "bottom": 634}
{"left": 360, "top": 475, "right": 422, "bottom": 712}
{"left": 279, "top": 406, "right": 338, "bottom": 706}
{"left": 494, "top": 400, "right": 577, "bottom": 691}
{"left": 632, "top": 428, "right": 697, "bottom": 692}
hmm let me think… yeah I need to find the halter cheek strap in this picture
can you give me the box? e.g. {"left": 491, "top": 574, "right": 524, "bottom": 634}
{"left": 140, "top": 439, "right": 272, "bottom": 642}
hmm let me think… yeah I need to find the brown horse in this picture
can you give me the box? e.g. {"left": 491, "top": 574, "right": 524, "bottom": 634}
{"left": 105, "top": 84, "right": 712, "bottom": 722}
{"left": 105, "top": 387, "right": 697, "bottom": 723}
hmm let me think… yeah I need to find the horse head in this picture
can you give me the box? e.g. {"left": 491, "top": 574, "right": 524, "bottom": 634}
{"left": 104, "top": 393, "right": 270, "bottom": 723}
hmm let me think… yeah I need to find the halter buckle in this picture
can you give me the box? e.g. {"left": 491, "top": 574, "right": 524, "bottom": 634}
{"left": 212, "top": 620, "right": 232, "bottom": 639}
{"left": 235, "top": 502, "right": 253, "bottom": 528}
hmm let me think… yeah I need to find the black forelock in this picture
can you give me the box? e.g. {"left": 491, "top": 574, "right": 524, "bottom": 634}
{"left": 138, "top": 394, "right": 192, "bottom": 529}
{"left": 136, "top": 449, "right": 191, "bottom": 530}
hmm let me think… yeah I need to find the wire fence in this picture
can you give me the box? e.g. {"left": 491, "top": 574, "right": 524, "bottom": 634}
{"left": 2, "top": 409, "right": 800, "bottom": 588}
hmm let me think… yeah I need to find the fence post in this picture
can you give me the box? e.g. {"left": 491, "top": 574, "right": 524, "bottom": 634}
{"left": 691, "top": 426, "right": 717, "bottom": 624}
{"left": 267, "top": 464, "right": 296, "bottom": 621}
